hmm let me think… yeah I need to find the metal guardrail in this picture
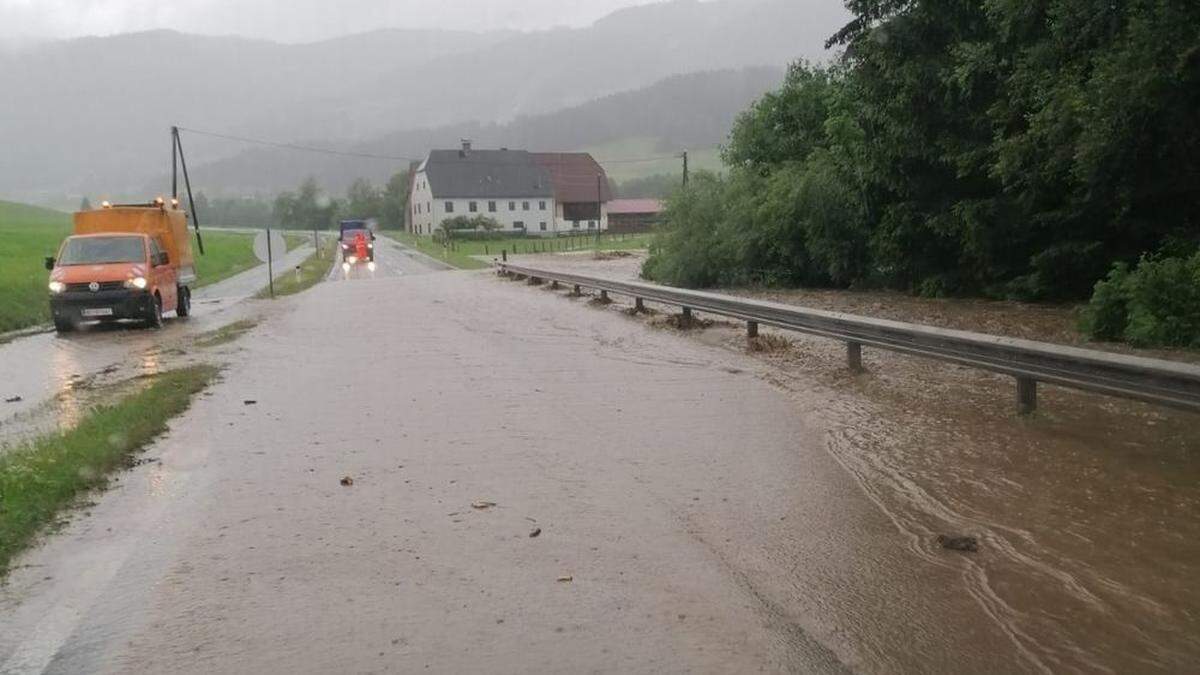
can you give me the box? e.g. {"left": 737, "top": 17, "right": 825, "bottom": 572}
{"left": 497, "top": 263, "right": 1200, "bottom": 415}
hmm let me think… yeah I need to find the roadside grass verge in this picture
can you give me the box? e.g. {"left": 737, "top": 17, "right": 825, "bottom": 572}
{"left": 382, "top": 230, "right": 652, "bottom": 270}
{"left": 0, "top": 365, "right": 218, "bottom": 573}
{"left": 195, "top": 319, "right": 259, "bottom": 347}
{"left": 255, "top": 239, "right": 336, "bottom": 298}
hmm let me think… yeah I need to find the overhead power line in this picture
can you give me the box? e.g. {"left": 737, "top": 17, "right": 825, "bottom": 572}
{"left": 176, "top": 126, "right": 421, "bottom": 163}
{"left": 176, "top": 125, "right": 689, "bottom": 169}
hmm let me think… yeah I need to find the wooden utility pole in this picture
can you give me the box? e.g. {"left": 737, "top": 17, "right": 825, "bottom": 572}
{"left": 681, "top": 150, "right": 689, "bottom": 187}
{"left": 596, "top": 173, "right": 603, "bottom": 246}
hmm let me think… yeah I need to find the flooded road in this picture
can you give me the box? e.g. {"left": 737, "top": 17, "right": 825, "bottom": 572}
{"left": 0, "top": 247, "right": 1196, "bottom": 672}
{"left": 502, "top": 253, "right": 1200, "bottom": 672}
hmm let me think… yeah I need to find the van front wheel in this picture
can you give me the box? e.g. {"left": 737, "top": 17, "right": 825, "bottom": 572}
{"left": 176, "top": 285, "right": 191, "bottom": 317}
{"left": 145, "top": 294, "right": 164, "bottom": 329}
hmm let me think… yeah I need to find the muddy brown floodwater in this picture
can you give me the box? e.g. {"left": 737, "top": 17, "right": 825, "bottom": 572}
{"left": 507, "top": 252, "right": 1200, "bottom": 672}
{"left": 1, "top": 247, "right": 1196, "bottom": 673}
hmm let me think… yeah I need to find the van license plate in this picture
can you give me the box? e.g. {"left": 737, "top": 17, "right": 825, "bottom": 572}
{"left": 82, "top": 308, "right": 114, "bottom": 317}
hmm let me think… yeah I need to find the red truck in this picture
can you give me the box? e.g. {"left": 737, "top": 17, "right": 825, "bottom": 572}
{"left": 338, "top": 219, "right": 376, "bottom": 270}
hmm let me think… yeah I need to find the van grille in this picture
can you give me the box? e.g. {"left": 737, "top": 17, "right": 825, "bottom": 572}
{"left": 65, "top": 281, "right": 125, "bottom": 292}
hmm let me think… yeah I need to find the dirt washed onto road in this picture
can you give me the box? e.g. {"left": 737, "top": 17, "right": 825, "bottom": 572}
{"left": 503, "top": 253, "right": 1200, "bottom": 672}
{"left": 1, "top": 267, "right": 1075, "bottom": 674}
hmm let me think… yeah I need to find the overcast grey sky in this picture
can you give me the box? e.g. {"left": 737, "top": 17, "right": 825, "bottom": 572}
{"left": 0, "top": 0, "right": 672, "bottom": 43}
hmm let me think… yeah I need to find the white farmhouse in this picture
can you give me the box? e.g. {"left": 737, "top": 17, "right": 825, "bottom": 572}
{"left": 409, "top": 142, "right": 557, "bottom": 236}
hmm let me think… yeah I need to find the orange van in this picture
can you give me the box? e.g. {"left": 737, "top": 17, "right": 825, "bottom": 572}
{"left": 46, "top": 200, "right": 196, "bottom": 332}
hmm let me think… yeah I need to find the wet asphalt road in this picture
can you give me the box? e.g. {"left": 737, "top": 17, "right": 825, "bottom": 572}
{"left": 0, "top": 240, "right": 1056, "bottom": 674}
{"left": 0, "top": 237, "right": 443, "bottom": 444}
{"left": 0, "top": 244, "right": 317, "bottom": 444}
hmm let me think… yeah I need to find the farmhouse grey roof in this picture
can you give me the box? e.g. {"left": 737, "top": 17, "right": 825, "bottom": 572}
{"left": 422, "top": 149, "right": 554, "bottom": 199}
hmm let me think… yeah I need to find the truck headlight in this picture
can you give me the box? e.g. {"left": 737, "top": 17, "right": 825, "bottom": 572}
{"left": 367, "top": 243, "right": 373, "bottom": 249}
{"left": 48, "top": 281, "right": 65, "bottom": 293}
{"left": 125, "top": 276, "right": 148, "bottom": 290}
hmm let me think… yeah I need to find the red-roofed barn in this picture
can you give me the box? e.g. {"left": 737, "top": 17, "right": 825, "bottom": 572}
{"left": 607, "top": 199, "right": 664, "bottom": 233}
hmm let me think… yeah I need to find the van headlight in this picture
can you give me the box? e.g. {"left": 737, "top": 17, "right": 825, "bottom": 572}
{"left": 48, "top": 281, "right": 65, "bottom": 293}
{"left": 125, "top": 276, "right": 148, "bottom": 290}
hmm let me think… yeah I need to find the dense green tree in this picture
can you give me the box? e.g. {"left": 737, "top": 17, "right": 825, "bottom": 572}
{"left": 273, "top": 177, "right": 338, "bottom": 231}
{"left": 614, "top": 173, "right": 681, "bottom": 199}
{"left": 379, "top": 170, "right": 410, "bottom": 229}
{"left": 646, "top": 0, "right": 1200, "bottom": 307}
{"left": 200, "top": 194, "right": 273, "bottom": 228}
{"left": 344, "top": 178, "right": 383, "bottom": 219}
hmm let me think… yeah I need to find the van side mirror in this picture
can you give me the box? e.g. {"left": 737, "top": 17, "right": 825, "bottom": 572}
{"left": 157, "top": 252, "right": 170, "bottom": 266}
{"left": 44, "top": 256, "right": 55, "bottom": 270}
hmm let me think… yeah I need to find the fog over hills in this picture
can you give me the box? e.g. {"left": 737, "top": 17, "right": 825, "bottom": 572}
{"left": 187, "top": 66, "right": 785, "bottom": 194}
{"left": 0, "top": 0, "right": 849, "bottom": 203}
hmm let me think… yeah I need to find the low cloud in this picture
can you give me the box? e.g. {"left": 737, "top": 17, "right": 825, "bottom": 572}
{"left": 0, "top": 0, "right": 667, "bottom": 43}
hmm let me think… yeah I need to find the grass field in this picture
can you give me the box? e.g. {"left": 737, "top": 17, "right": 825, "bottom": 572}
{"left": 582, "top": 137, "right": 722, "bottom": 183}
{"left": 0, "top": 200, "right": 264, "bottom": 332}
{"left": 383, "top": 231, "right": 653, "bottom": 270}
{"left": 0, "top": 201, "right": 71, "bottom": 332}
{"left": 0, "top": 365, "right": 217, "bottom": 573}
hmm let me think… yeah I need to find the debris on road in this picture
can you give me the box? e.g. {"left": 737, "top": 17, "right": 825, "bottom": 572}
{"left": 471, "top": 500, "right": 497, "bottom": 510}
{"left": 747, "top": 334, "right": 792, "bottom": 354}
{"left": 529, "top": 527, "right": 542, "bottom": 538}
{"left": 557, "top": 575, "right": 573, "bottom": 583}
{"left": 340, "top": 476, "right": 354, "bottom": 486}
{"left": 4, "top": 395, "right": 22, "bottom": 403}
{"left": 592, "top": 250, "right": 634, "bottom": 261}
{"left": 243, "top": 400, "right": 257, "bottom": 406}
{"left": 937, "top": 534, "right": 979, "bottom": 553}
{"left": 660, "top": 313, "right": 713, "bottom": 330}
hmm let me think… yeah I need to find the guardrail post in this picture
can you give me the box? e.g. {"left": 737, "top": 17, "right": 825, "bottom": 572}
{"left": 847, "top": 342, "right": 863, "bottom": 373}
{"left": 1016, "top": 377, "right": 1037, "bottom": 415}
{"left": 635, "top": 297, "right": 645, "bottom": 313}
{"left": 572, "top": 284, "right": 581, "bottom": 296}
{"left": 599, "top": 290, "right": 609, "bottom": 302}
{"left": 502, "top": 249, "right": 507, "bottom": 262}
{"left": 747, "top": 321, "right": 759, "bottom": 338}
{"left": 550, "top": 280, "right": 559, "bottom": 289}
{"left": 682, "top": 307, "right": 692, "bottom": 320}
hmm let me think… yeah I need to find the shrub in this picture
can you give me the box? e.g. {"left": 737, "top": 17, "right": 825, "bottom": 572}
{"left": 1123, "top": 253, "right": 1200, "bottom": 348}
{"left": 1079, "top": 263, "right": 1130, "bottom": 341}
{"left": 1081, "top": 252, "right": 1200, "bottom": 348}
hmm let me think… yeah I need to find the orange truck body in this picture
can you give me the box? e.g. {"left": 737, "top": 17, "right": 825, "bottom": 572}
{"left": 47, "top": 203, "right": 197, "bottom": 330}
{"left": 72, "top": 205, "right": 196, "bottom": 282}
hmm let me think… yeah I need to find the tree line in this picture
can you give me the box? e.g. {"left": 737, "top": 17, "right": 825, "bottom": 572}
{"left": 644, "top": 1, "right": 1199, "bottom": 344}
{"left": 190, "top": 170, "right": 678, "bottom": 233}
{"left": 187, "top": 172, "right": 410, "bottom": 232}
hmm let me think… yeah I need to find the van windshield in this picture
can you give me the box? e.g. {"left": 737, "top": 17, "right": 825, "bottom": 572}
{"left": 58, "top": 236, "right": 144, "bottom": 265}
